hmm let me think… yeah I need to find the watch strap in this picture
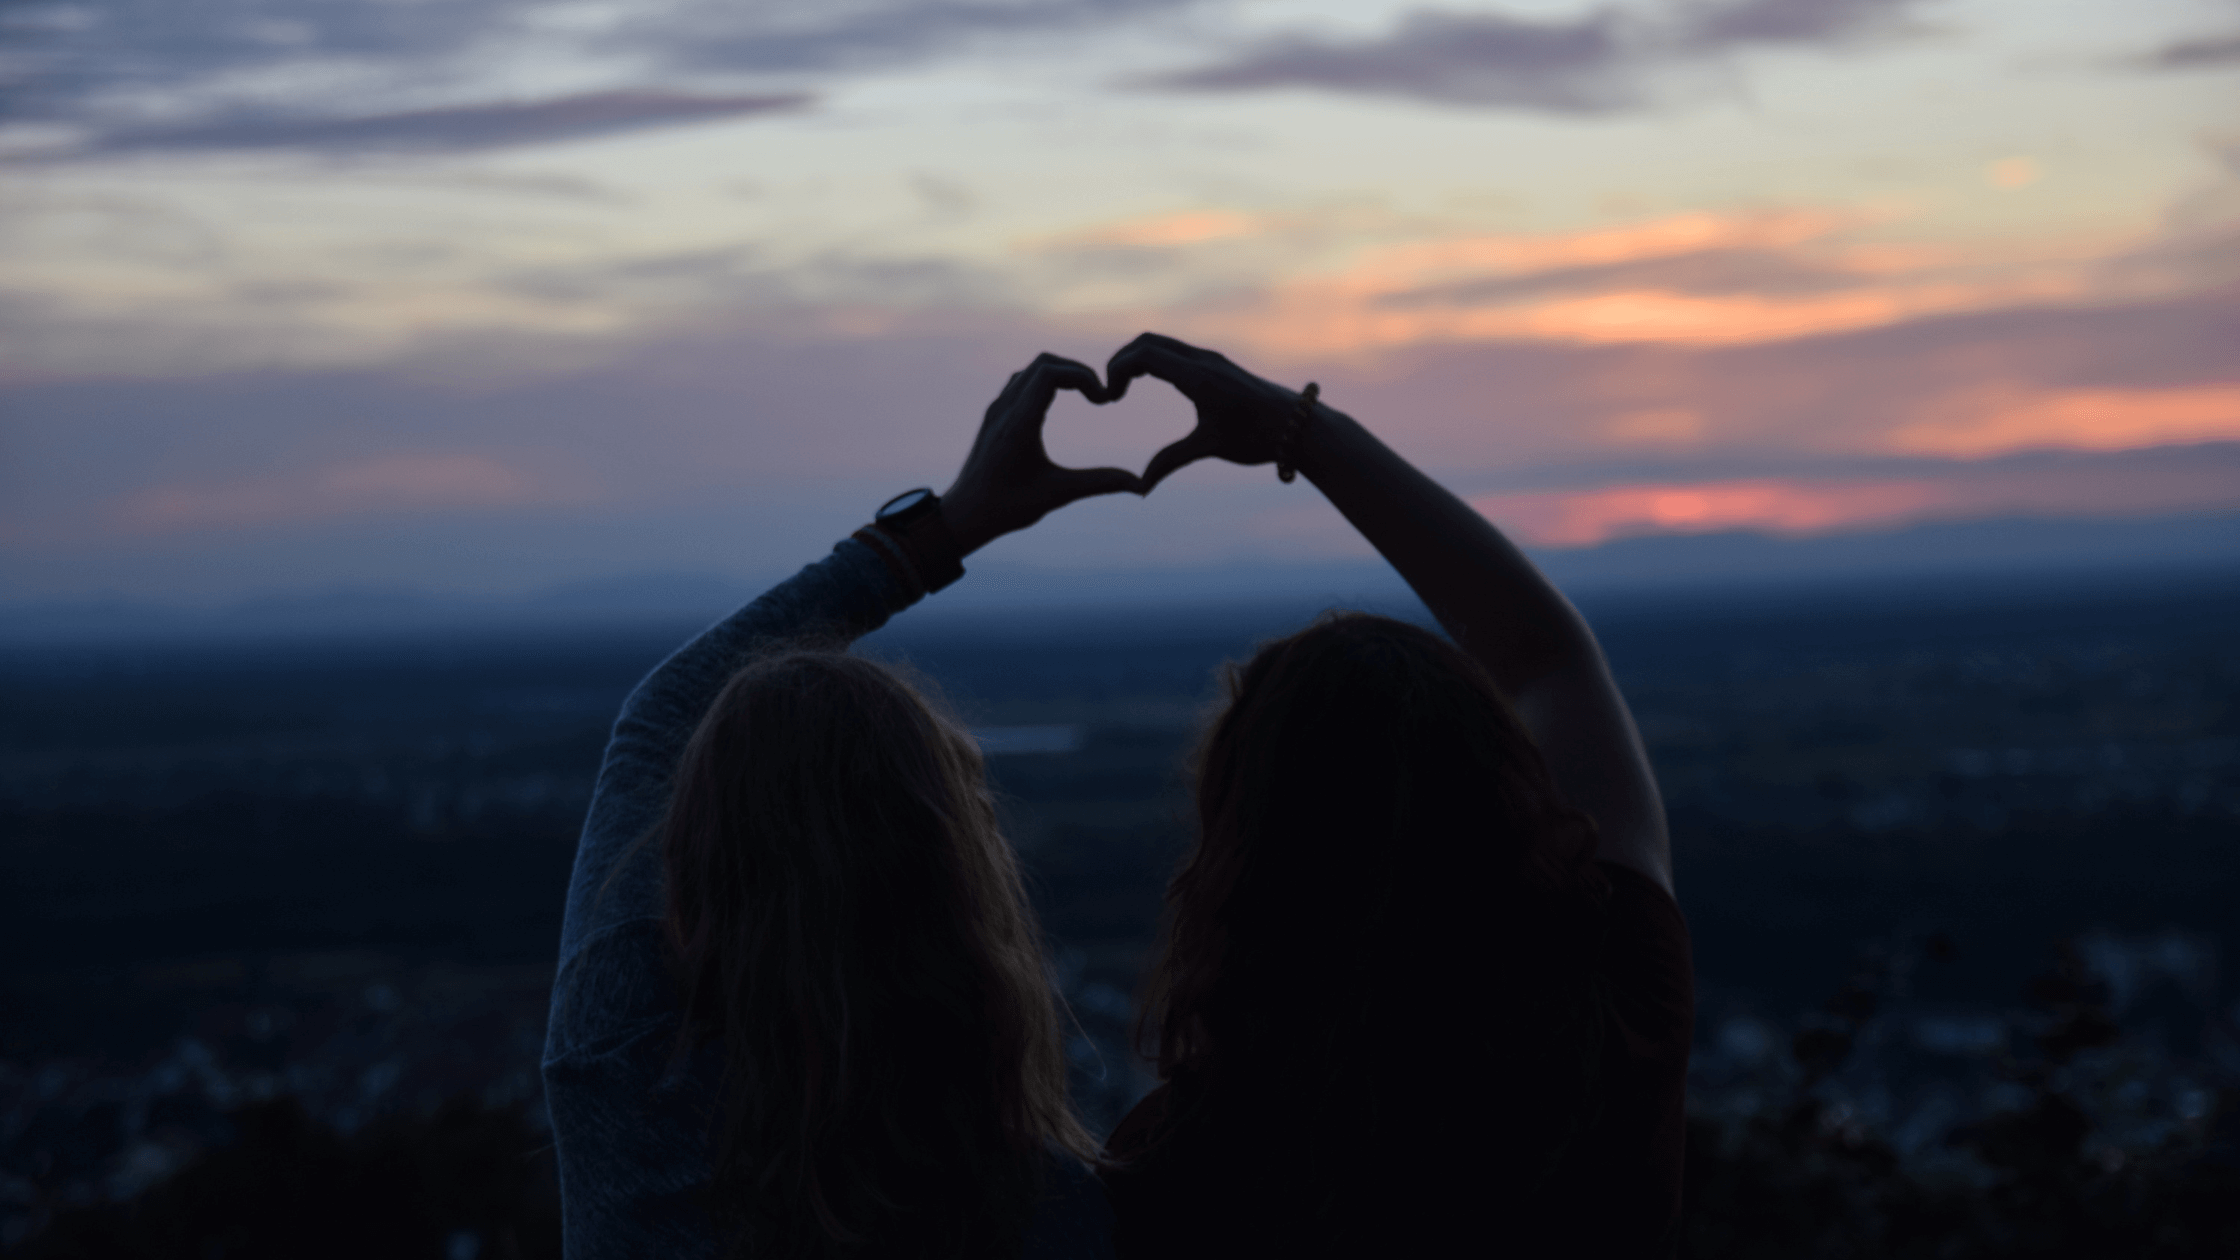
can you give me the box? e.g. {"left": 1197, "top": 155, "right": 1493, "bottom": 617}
{"left": 853, "top": 504, "right": 965, "bottom": 598}
{"left": 851, "top": 526, "right": 923, "bottom": 598}
{"left": 890, "top": 506, "right": 966, "bottom": 594}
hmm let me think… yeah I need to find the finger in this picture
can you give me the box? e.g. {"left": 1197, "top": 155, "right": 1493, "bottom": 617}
{"left": 1047, "top": 353, "right": 1113, "bottom": 402}
{"left": 1137, "top": 331, "right": 1208, "bottom": 357}
{"left": 1105, "top": 333, "right": 1175, "bottom": 399}
{"left": 967, "top": 368, "right": 1027, "bottom": 462}
{"left": 1106, "top": 337, "right": 1196, "bottom": 401}
{"left": 1141, "top": 426, "right": 1221, "bottom": 492}
{"left": 1116, "top": 330, "right": 1203, "bottom": 358}
{"left": 1016, "top": 355, "right": 1108, "bottom": 416}
{"left": 1047, "top": 464, "right": 1145, "bottom": 504}
{"left": 987, "top": 367, "right": 1028, "bottom": 413}
{"left": 1031, "top": 352, "right": 1104, "bottom": 381}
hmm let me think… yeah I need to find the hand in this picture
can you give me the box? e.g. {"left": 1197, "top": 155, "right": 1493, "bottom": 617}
{"left": 940, "top": 353, "right": 1145, "bottom": 555}
{"left": 1106, "top": 332, "right": 1304, "bottom": 491}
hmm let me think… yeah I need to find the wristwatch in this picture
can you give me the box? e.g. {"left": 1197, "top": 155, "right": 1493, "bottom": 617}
{"left": 854, "top": 487, "right": 965, "bottom": 597}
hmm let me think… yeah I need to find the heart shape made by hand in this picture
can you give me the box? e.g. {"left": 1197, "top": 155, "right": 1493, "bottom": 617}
{"left": 938, "top": 334, "right": 1318, "bottom": 555}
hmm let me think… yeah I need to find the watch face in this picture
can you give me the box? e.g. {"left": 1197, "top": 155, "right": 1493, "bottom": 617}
{"left": 877, "top": 487, "right": 936, "bottom": 522}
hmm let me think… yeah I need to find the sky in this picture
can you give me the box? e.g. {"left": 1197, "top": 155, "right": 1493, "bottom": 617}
{"left": 1, "top": 0, "right": 2236, "bottom": 610}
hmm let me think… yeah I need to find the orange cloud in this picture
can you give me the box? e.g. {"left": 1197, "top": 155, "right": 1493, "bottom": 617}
{"left": 1986, "top": 157, "right": 2041, "bottom": 190}
{"left": 1348, "top": 209, "right": 1850, "bottom": 283}
{"left": 1037, "top": 210, "right": 1266, "bottom": 249}
{"left": 1462, "top": 451, "right": 2240, "bottom": 551}
{"left": 121, "top": 454, "right": 547, "bottom": 532}
{"left": 1474, "top": 478, "right": 1949, "bottom": 547}
{"left": 1229, "top": 280, "right": 2091, "bottom": 353}
{"left": 1889, "top": 385, "right": 2240, "bottom": 458}
{"left": 1164, "top": 206, "right": 2118, "bottom": 357}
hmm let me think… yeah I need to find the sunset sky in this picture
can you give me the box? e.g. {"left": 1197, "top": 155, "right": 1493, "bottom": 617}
{"left": 2, "top": 0, "right": 2236, "bottom": 608}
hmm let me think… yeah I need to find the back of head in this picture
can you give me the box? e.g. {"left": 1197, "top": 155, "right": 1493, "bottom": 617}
{"left": 662, "top": 651, "right": 1092, "bottom": 1260}
{"left": 1127, "top": 614, "right": 1610, "bottom": 1251}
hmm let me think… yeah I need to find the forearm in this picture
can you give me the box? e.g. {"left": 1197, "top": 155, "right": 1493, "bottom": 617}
{"left": 1291, "top": 402, "right": 1598, "bottom": 695}
{"left": 1293, "top": 401, "right": 1673, "bottom": 889}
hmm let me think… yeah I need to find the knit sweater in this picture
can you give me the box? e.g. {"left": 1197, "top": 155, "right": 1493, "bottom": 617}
{"left": 540, "top": 536, "right": 1113, "bottom": 1259}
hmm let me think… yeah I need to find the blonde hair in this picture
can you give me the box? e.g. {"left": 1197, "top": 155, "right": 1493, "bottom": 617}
{"left": 663, "top": 650, "right": 1095, "bottom": 1259}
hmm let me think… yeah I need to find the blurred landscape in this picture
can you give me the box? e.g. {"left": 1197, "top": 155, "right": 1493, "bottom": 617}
{"left": 4, "top": 567, "right": 2238, "bottom": 1254}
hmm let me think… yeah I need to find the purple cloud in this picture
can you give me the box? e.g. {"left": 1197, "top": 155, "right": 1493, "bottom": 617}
{"left": 2136, "top": 32, "right": 2240, "bottom": 70}
{"left": 1140, "top": 0, "right": 1928, "bottom": 112}
{"left": 82, "top": 90, "right": 812, "bottom": 156}
{"left": 5, "top": 0, "right": 1192, "bottom": 145}
{"left": 1145, "top": 10, "right": 1641, "bottom": 111}
{"left": 1376, "top": 248, "right": 1858, "bottom": 308}
{"left": 1676, "top": 0, "right": 1922, "bottom": 48}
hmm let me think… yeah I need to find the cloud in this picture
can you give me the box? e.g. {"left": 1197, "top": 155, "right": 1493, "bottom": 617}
{"left": 1179, "top": 273, "right": 2240, "bottom": 485}
{"left": 4, "top": 0, "right": 1193, "bottom": 149}
{"left": 1163, "top": 206, "right": 2112, "bottom": 355}
{"left": 1379, "top": 247, "right": 1859, "bottom": 307}
{"left": 1674, "top": 0, "right": 1921, "bottom": 49}
{"left": 80, "top": 89, "right": 812, "bottom": 156}
{"left": 1664, "top": 282, "right": 2240, "bottom": 459}
{"left": 10, "top": 286, "right": 2239, "bottom": 597}
{"left": 1143, "top": 9, "right": 1645, "bottom": 112}
{"left": 1478, "top": 477, "right": 1947, "bottom": 546}
{"left": 1028, "top": 204, "right": 1878, "bottom": 328}
{"left": 117, "top": 454, "right": 557, "bottom": 533}
{"left": 646, "top": 0, "right": 1196, "bottom": 76}
{"left": 1040, "top": 210, "right": 1267, "bottom": 249}
{"left": 2, "top": 0, "right": 521, "bottom": 123}
{"left": 2136, "top": 32, "right": 2240, "bottom": 71}
{"left": 1469, "top": 446, "right": 2240, "bottom": 547}
{"left": 1888, "top": 385, "right": 2240, "bottom": 458}
{"left": 1140, "top": 0, "right": 1927, "bottom": 111}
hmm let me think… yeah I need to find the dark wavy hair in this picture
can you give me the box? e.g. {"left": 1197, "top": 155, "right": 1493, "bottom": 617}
{"left": 662, "top": 650, "right": 1096, "bottom": 1260}
{"left": 1124, "top": 613, "right": 1612, "bottom": 1250}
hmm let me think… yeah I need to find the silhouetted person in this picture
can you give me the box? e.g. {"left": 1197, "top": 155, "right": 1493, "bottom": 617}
{"left": 1095, "top": 334, "right": 1693, "bottom": 1258}
{"left": 541, "top": 354, "right": 1142, "bottom": 1259}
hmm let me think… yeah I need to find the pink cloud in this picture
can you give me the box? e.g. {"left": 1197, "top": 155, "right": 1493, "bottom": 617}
{"left": 120, "top": 454, "right": 550, "bottom": 533}
{"left": 1152, "top": 206, "right": 2133, "bottom": 358}
{"left": 1889, "top": 385, "right": 2240, "bottom": 458}
{"left": 1474, "top": 478, "right": 1949, "bottom": 547}
{"left": 1467, "top": 453, "right": 2240, "bottom": 549}
{"left": 1038, "top": 210, "right": 1267, "bottom": 249}
{"left": 6, "top": 247, "right": 2232, "bottom": 599}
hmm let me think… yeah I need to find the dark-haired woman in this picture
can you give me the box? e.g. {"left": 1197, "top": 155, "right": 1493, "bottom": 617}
{"left": 541, "top": 355, "right": 1139, "bottom": 1259}
{"left": 1097, "top": 334, "right": 1693, "bottom": 1258}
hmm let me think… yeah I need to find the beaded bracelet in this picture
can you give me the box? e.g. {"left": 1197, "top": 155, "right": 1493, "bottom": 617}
{"left": 1276, "top": 382, "right": 1319, "bottom": 484}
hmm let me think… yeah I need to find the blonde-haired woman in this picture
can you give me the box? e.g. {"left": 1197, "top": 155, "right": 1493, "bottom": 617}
{"left": 542, "top": 354, "right": 1138, "bottom": 1259}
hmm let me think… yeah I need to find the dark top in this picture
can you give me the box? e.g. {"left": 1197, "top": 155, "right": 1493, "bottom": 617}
{"left": 1100, "top": 860, "right": 1693, "bottom": 1258}
{"left": 540, "top": 538, "right": 1114, "bottom": 1260}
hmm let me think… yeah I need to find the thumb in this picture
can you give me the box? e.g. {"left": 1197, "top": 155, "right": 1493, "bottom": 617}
{"left": 1141, "top": 427, "right": 1217, "bottom": 493}
{"left": 1050, "top": 464, "right": 1145, "bottom": 503}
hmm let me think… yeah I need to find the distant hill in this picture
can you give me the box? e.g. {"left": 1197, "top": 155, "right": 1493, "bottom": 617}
{"left": 4, "top": 510, "right": 2236, "bottom": 647}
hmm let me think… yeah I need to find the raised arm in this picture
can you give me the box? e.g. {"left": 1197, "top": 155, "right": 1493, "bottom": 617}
{"left": 544, "top": 352, "right": 1139, "bottom": 1258}
{"left": 1110, "top": 333, "right": 1670, "bottom": 893}
{"left": 557, "top": 352, "right": 1141, "bottom": 971}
